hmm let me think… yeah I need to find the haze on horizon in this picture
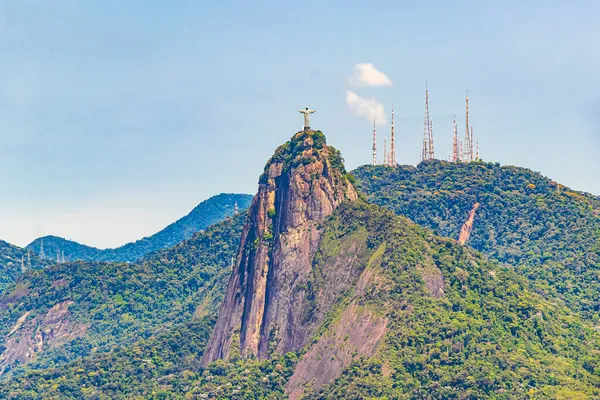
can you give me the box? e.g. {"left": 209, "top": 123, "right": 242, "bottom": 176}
{"left": 0, "top": 1, "right": 598, "bottom": 248}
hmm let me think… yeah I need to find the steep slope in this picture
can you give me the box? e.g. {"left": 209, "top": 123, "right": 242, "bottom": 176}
{"left": 0, "top": 240, "right": 49, "bottom": 294}
{"left": 26, "top": 193, "right": 252, "bottom": 263}
{"left": 202, "top": 130, "right": 358, "bottom": 364}
{"left": 1, "top": 132, "right": 598, "bottom": 399}
{"left": 290, "top": 202, "right": 600, "bottom": 399}
{"left": 0, "top": 212, "right": 245, "bottom": 375}
{"left": 0, "top": 318, "right": 217, "bottom": 399}
{"left": 193, "top": 131, "right": 598, "bottom": 398}
{"left": 6, "top": 201, "right": 599, "bottom": 399}
{"left": 353, "top": 161, "right": 600, "bottom": 321}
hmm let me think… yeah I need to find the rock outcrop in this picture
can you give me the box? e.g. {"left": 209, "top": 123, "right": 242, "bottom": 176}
{"left": 0, "top": 300, "right": 88, "bottom": 373}
{"left": 201, "top": 130, "right": 358, "bottom": 364}
{"left": 458, "top": 202, "right": 480, "bottom": 245}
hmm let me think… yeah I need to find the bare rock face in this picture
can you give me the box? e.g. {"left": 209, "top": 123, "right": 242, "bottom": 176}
{"left": 0, "top": 300, "right": 88, "bottom": 373}
{"left": 285, "top": 244, "right": 389, "bottom": 398}
{"left": 286, "top": 303, "right": 388, "bottom": 400}
{"left": 201, "top": 131, "right": 358, "bottom": 365}
{"left": 458, "top": 202, "right": 480, "bottom": 245}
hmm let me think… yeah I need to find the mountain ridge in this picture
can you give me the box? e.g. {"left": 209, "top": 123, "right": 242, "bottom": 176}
{"left": 4, "top": 180, "right": 598, "bottom": 398}
{"left": 0, "top": 212, "right": 247, "bottom": 375}
{"left": 25, "top": 192, "right": 252, "bottom": 263}
{"left": 352, "top": 160, "right": 600, "bottom": 321}
{"left": 0, "top": 240, "right": 50, "bottom": 294}
{"left": 0, "top": 133, "right": 599, "bottom": 398}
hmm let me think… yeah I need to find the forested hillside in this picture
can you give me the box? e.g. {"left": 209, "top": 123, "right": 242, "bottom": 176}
{"left": 0, "top": 240, "right": 49, "bottom": 293}
{"left": 1, "top": 132, "right": 599, "bottom": 399}
{"left": 353, "top": 161, "right": 600, "bottom": 321}
{"left": 26, "top": 193, "right": 252, "bottom": 263}
{"left": 0, "top": 212, "right": 245, "bottom": 375}
{"left": 3, "top": 201, "right": 598, "bottom": 399}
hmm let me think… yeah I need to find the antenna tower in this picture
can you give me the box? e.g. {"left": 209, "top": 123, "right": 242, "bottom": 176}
{"left": 383, "top": 137, "right": 388, "bottom": 166}
{"left": 464, "top": 91, "right": 472, "bottom": 162}
{"left": 421, "top": 83, "right": 434, "bottom": 161}
{"left": 372, "top": 119, "right": 377, "bottom": 165}
{"left": 429, "top": 118, "right": 435, "bottom": 159}
{"left": 470, "top": 126, "right": 475, "bottom": 161}
{"left": 452, "top": 116, "right": 460, "bottom": 162}
{"left": 390, "top": 105, "right": 396, "bottom": 166}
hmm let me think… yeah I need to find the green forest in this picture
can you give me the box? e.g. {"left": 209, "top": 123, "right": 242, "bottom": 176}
{"left": 0, "top": 212, "right": 245, "bottom": 376}
{"left": 2, "top": 201, "right": 598, "bottom": 399}
{"left": 0, "top": 240, "right": 49, "bottom": 293}
{"left": 1, "top": 138, "right": 599, "bottom": 399}
{"left": 353, "top": 161, "right": 600, "bottom": 322}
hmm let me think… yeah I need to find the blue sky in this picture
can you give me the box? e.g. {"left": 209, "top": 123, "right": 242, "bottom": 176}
{"left": 0, "top": 1, "right": 598, "bottom": 248}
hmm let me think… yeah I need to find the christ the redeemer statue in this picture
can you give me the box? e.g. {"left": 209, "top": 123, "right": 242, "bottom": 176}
{"left": 298, "top": 107, "right": 315, "bottom": 131}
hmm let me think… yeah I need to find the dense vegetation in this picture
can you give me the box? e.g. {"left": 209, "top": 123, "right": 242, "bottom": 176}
{"left": 0, "top": 212, "right": 245, "bottom": 375}
{"left": 0, "top": 318, "right": 217, "bottom": 399}
{"left": 0, "top": 240, "right": 49, "bottom": 293}
{"left": 0, "top": 316, "right": 301, "bottom": 399}
{"left": 258, "top": 130, "right": 347, "bottom": 185}
{"left": 3, "top": 202, "right": 598, "bottom": 399}
{"left": 25, "top": 193, "right": 252, "bottom": 263}
{"left": 353, "top": 161, "right": 600, "bottom": 321}
{"left": 310, "top": 201, "right": 600, "bottom": 399}
{"left": 2, "top": 138, "right": 599, "bottom": 398}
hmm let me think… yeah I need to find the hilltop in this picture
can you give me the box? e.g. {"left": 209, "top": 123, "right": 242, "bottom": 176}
{"left": 25, "top": 193, "right": 252, "bottom": 263}
{"left": 0, "top": 240, "right": 49, "bottom": 293}
{"left": 352, "top": 161, "right": 600, "bottom": 321}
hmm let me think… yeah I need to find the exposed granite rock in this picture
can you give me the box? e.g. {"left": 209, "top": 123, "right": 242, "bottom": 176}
{"left": 418, "top": 262, "right": 446, "bottom": 298}
{"left": 286, "top": 302, "right": 387, "bottom": 399}
{"left": 285, "top": 243, "right": 389, "bottom": 398}
{"left": 458, "top": 202, "right": 480, "bottom": 245}
{"left": 0, "top": 300, "right": 88, "bottom": 373}
{"left": 201, "top": 130, "right": 358, "bottom": 365}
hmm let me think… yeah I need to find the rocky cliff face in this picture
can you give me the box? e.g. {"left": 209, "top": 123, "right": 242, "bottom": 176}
{"left": 0, "top": 300, "right": 87, "bottom": 373}
{"left": 201, "top": 130, "right": 358, "bottom": 364}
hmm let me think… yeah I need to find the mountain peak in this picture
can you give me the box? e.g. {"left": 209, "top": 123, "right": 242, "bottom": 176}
{"left": 259, "top": 130, "right": 347, "bottom": 184}
{"left": 201, "top": 130, "right": 357, "bottom": 365}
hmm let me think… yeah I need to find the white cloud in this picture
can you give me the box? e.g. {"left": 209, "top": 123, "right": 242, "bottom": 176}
{"left": 349, "top": 63, "right": 393, "bottom": 87}
{"left": 345, "top": 90, "right": 387, "bottom": 125}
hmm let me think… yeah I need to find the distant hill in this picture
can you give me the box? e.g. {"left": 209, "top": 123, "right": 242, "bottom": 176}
{"left": 26, "top": 193, "right": 252, "bottom": 263}
{"left": 0, "top": 212, "right": 245, "bottom": 375}
{"left": 352, "top": 161, "right": 600, "bottom": 321}
{"left": 0, "top": 240, "right": 49, "bottom": 293}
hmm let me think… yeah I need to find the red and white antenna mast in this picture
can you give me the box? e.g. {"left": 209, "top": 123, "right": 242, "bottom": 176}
{"left": 470, "top": 126, "right": 475, "bottom": 161}
{"left": 390, "top": 105, "right": 396, "bottom": 166}
{"left": 464, "top": 91, "right": 472, "bottom": 161}
{"left": 429, "top": 118, "right": 435, "bottom": 159}
{"left": 422, "top": 82, "right": 432, "bottom": 162}
{"left": 452, "top": 116, "right": 459, "bottom": 162}
{"left": 383, "top": 136, "right": 388, "bottom": 166}
{"left": 372, "top": 118, "right": 377, "bottom": 165}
